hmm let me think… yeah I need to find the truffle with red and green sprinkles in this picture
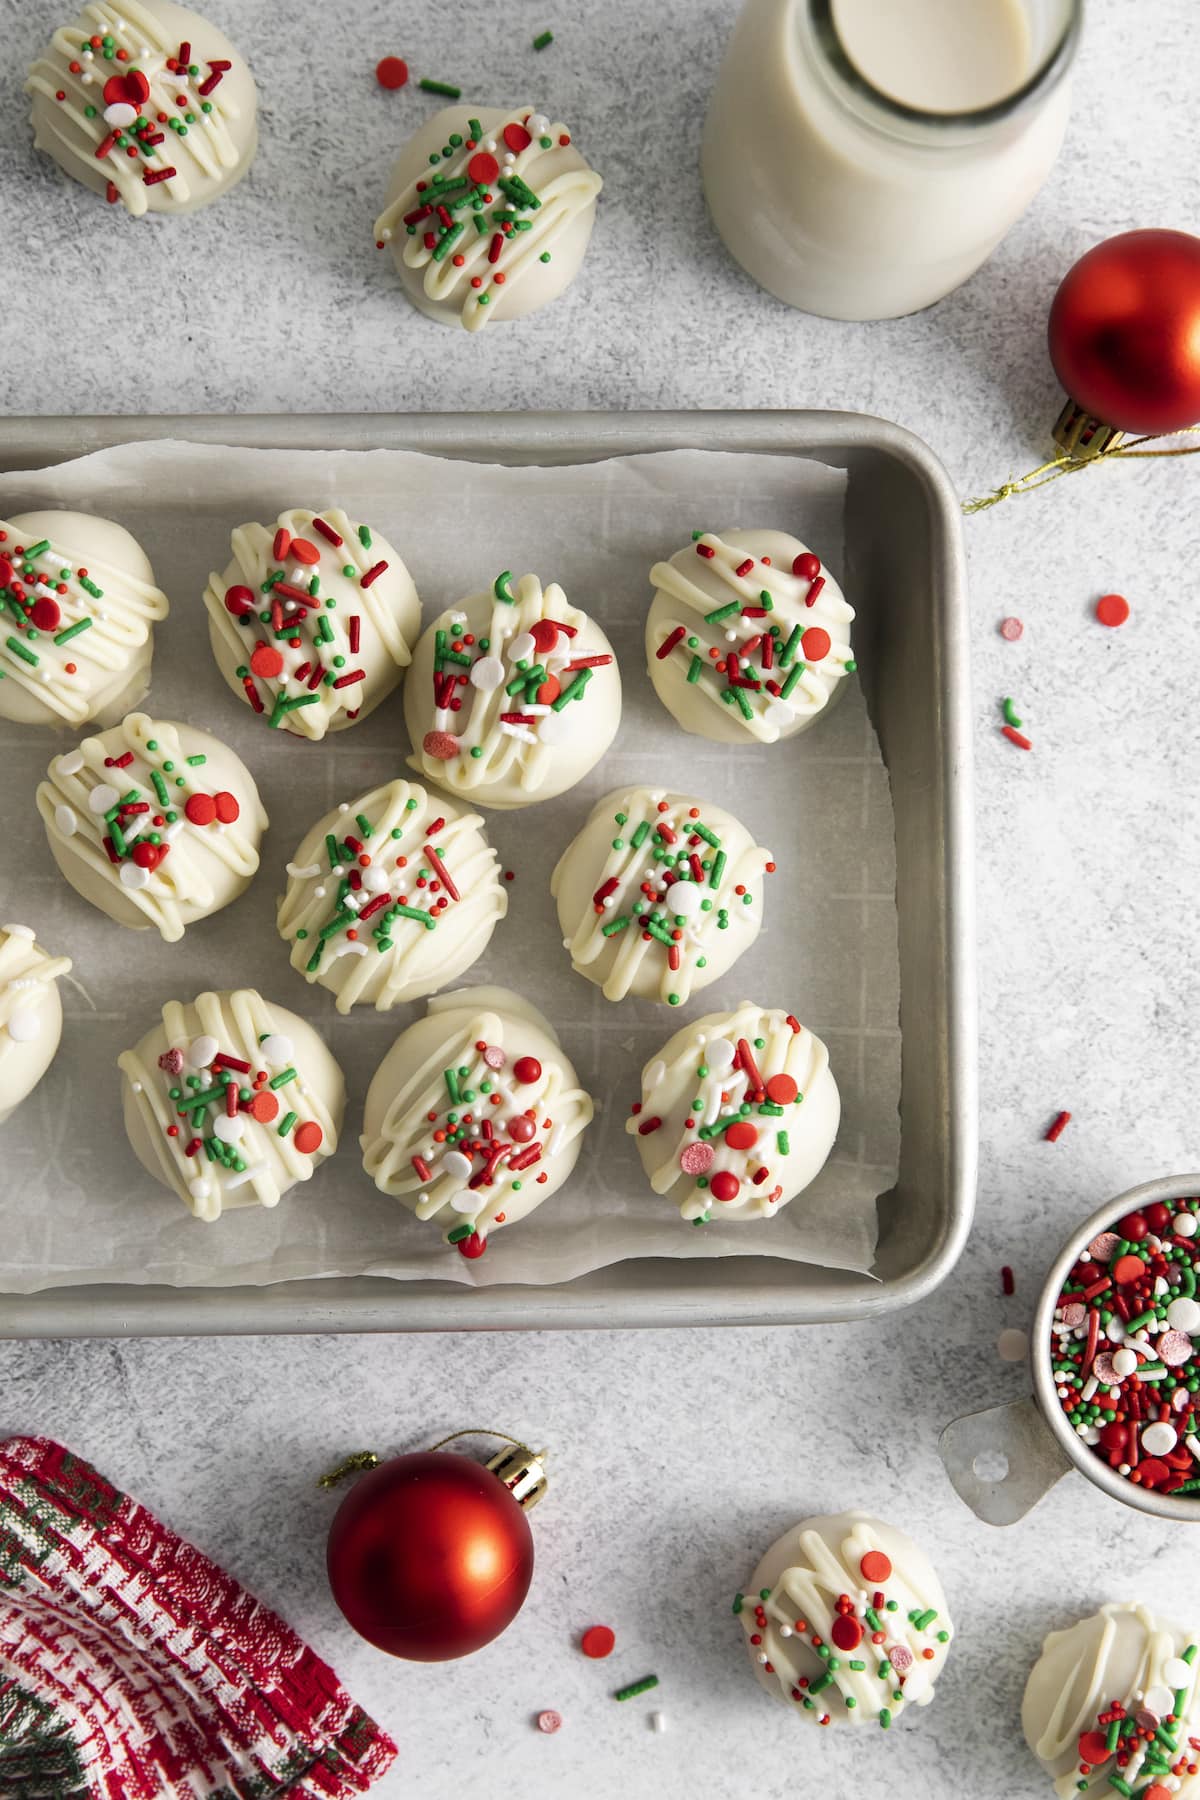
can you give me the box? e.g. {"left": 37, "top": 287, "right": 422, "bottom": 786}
{"left": 360, "top": 985, "right": 593, "bottom": 1257}
{"left": 646, "top": 528, "right": 855, "bottom": 745}
{"left": 1047, "top": 1193, "right": 1200, "bottom": 1499}
{"left": 203, "top": 507, "right": 420, "bottom": 740}
{"left": 374, "top": 104, "right": 602, "bottom": 330}
{"left": 0, "top": 511, "right": 169, "bottom": 729}
{"left": 118, "top": 988, "right": 343, "bottom": 1220}
{"left": 628, "top": 1002, "right": 839, "bottom": 1225}
{"left": 26, "top": 0, "right": 258, "bottom": 218}
{"left": 551, "top": 787, "right": 775, "bottom": 1005}
{"left": 737, "top": 1512, "right": 952, "bottom": 1729}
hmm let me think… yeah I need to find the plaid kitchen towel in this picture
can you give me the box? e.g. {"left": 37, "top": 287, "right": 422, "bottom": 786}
{"left": 0, "top": 1436, "right": 396, "bottom": 1799}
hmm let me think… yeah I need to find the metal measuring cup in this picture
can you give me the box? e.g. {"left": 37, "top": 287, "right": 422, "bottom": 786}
{"left": 940, "top": 1175, "right": 1200, "bottom": 1525}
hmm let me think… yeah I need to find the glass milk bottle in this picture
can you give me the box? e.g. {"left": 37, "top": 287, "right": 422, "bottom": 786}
{"left": 702, "top": 0, "right": 1081, "bottom": 320}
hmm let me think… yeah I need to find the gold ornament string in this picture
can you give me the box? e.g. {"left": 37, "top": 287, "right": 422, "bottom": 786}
{"left": 963, "top": 424, "right": 1200, "bottom": 514}
{"left": 316, "top": 1430, "right": 543, "bottom": 1490}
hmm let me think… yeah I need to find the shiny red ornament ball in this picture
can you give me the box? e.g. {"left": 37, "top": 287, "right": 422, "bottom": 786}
{"left": 1048, "top": 229, "right": 1200, "bottom": 435}
{"left": 327, "top": 1451, "right": 534, "bottom": 1661}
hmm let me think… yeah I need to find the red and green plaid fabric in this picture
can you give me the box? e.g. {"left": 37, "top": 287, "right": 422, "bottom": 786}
{"left": 0, "top": 1437, "right": 396, "bottom": 1799}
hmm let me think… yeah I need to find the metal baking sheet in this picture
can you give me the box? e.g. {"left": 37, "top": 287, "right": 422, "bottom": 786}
{"left": 0, "top": 411, "right": 975, "bottom": 1335}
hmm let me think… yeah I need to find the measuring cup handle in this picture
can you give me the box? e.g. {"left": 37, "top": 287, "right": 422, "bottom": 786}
{"left": 938, "top": 1393, "right": 1073, "bottom": 1526}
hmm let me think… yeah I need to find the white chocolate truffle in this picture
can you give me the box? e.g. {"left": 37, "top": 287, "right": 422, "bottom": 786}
{"left": 26, "top": 0, "right": 257, "bottom": 218}
{"left": 277, "top": 779, "right": 508, "bottom": 1014}
{"left": 36, "top": 711, "right": 267, "bottom": 941}
{"left": 118, "top": 989, "right": 343, "bottom": 1219}
{"left": 1023, "top": 1602, "right": 1200, "bottom": 1799}
{"left": 646, "top": 529, "right": 855, "bottom": 745}
{"left": 551, "top": 786, "right": 774, "bottom": 1005}
{"left": 0, "top": 924, "right": 71, "bottom": 1125}
{"left": 627, "top": 1002, "right": 839, "bottom": 1223}
{"left": 0, "top": 511, "right": 169, "bottom": 729}
{"left": 374, "top": 104, "right": 601, "bottom": 331}
{"left": 404, "top": 572, "right": 620, "bottom": 809}
{"left": 738, "top": 1512, "right": 953, "bottom": 1728}
{"left": 204, "top": 507, "right": 419, "bottom": 740}
{"left": 361, "top": 985, "right": 593, "bottom": 1257}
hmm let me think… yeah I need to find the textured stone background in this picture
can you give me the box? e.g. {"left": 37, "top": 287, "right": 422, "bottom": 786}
{"left": 2, "top": 0, "right": 1199, "bottom": 1794}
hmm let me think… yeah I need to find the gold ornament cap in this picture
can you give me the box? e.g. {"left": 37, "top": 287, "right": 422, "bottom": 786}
{"left": 486, "top": 1442, "right": 548, "bottom": 1511}
{"left": 1052, "top": 398, "right": 1125, "bottom": 460}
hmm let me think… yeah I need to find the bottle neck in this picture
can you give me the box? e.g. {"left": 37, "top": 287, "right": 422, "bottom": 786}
{"left": 797, "top": 0, "right": 1082, "bottom": 150}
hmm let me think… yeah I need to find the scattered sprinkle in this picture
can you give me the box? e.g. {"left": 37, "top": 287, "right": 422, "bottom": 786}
{"left": 581, "top": 1625, "right": 616, "bottom": 1659}
{"left": 649, "top": 1712, "right": 667, "bottom": 1733}
{"left": 999, "top": 617, "right": 1023, "bottom": 641}
{"left": 536, "top": 1710, "right": 562, "bottom": 1735}
{"left": 1001, "top": 696, "right": 1023, "bottom": 728}
{"left": 419, "top": 76, "right": 461, "bottom": 97}
{"left": 997, "top": 1328, "right": 1028, "bottom": 1362}
{"left": 1044, "top": 1110, "right": 1072, "bottom": 1143}
{"left": 533, "top": 29, "right": 554, "bottom": 49}
{"left": 375, "top": 55, "right": 408, "bottom": 89}
{"left": 614, "top": 1675, "right": 659, "bottom": 1703}
{"left": 1096, "top": 592, "right": 1130, "bottom": 629}
{"left": 1001, "top": 724, "right": 1032, "bottom": 751}
{"left": 1001, "top": 1265, "right": 1015, "bottom": 1296}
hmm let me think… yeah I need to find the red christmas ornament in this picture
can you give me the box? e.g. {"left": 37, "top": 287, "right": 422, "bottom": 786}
{"left": 1049, "top": 229, "right": 1200, "bottom": 450}
{"left": 324, "top": 1437, "right": 547, "bottom": 1662}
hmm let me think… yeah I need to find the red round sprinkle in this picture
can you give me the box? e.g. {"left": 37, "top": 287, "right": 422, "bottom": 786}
{"left": 765, "top": 1073, "right": 799, "bottom": 1105}
{"left": 213, "top": 790, "right": 240, "bottom": 824}
{"left": 468, "top": 150, "right": 500, "bottom": 185}
{"left": 830, "top": 1615, "right": 863, "bottom": 1651}
{"left": 680, "top": 1141, "right": 714, "bottom": 1175}
{"left": 1137, "top": 1458, "right": 1170, "bottom": 1488}
{"left": 184, "top": 793, "right": 217, "bottom": 825}
{"left": 224, "top": 584, "right": 255, "bottom": 615}
{"left": 289, "top": 537, "right": 320, "bottom": 565}
{"left": 457, "top": 1231, "right": 487, "bottom": 1260}
{"left": 710, "top": 1170, "right": 741, "bottom": 1203}
{"left": 503, "top": 122, "right": 532, "bottom": 153}
{"left": 581, "top": 1625, "right": 615, "bottom": 1659}
{"left": 507, "top": 1115, "right": 536, "bottom": 1143}
{"left": 800, "top": 627, "right": 831, "bottom": 663}
{"left": 131, "top": 840, "right": 160, "bottom": 869}
{"left": 1112, "top": 1254, "right": 1146, "bottom": 1285}
{"left": 513, "top": 1056, "right": 542, "bottom": 1084}
{"left": 724, "top": 1120, "right": 758, "bottom": 1151}
{"left": 1145, "top": 1202, "right": 1172, "bottom": 1234}
{"left": 1079, "top": 1731, "right": 1111, "bottom": 1766}
{"left": 29, "top": 597, "right": 61, "bottom": 631}
{"left": 422, "top": 729, "right": 459, "bottom": 760}
{"left": 375, "top": 55, "right": 409, "bottom": 89}
{"left": 537, "top": 674, "right": 561, "bottom": 706}
{"left": 1118, "top": 1211, "right": 1148, "bottom": 1241}
{"left": 249, "top": 1091, "right": 279, "bottom": 1123}
{"left": 293, "top": 1121, "right": 323, "bottom": 1154}
{"left": 250, "top": 644, "right": 284, "bottom": 679}
{"left": 1096, "top": 592, "right": 1130, "bottom": 628}
{"left": 531, "top": 619, "right": 560, "bottom": 654}
{"left": 792, "top": 552, "right": 820, "bottom": 581}
{"left": 859, "top": 1550, "right": 892, "bottom": 1583}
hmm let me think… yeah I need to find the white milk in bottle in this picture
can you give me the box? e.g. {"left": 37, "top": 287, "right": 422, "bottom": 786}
{"left": 702, "top": 0, "right": 1081, "bottom": 320}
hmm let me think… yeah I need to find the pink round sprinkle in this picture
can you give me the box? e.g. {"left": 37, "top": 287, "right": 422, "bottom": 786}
{"left": 1136, "top": 1708, "right": 1160, "bottom": 1732}
{"left": 1092, "top": 1353, "right": 1121, "bottom": 1386}
{"left": 422, "top": 729, "right": 459, "bottom": 761}
{"left": 999, "top": 616, "right": 1024, "bottom": 641}
{"left": 1174, "top": 1386, "right": 1192, "bottom": 1413}
{"left": 888, "top": 1644, "right": 914, "bottom": 1673}
{"left": 483, "top": 1045, "right": 506, "bottom": 1070}
{"left": 1160, "top": 1330, "right": 1193, "bottom": 1367}
{"left": 1059, "top": 1302, "right": 1086, "bottom": 1329}
{"left": 536, "top": 1711, "right": 562, "bottom": 1735}
{"left": 157, "top": 1047, "right": 184, "bottom": 1074}
{"left": 680, "top": 1141, "right": 715, "bottom": 1175}
{"left": 1087, "top": 1231, "right": 1120, "bottom": 1262}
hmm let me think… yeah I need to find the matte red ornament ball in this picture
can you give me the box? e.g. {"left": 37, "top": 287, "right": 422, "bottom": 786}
{"left": 327, "top": 1451, "right": 534, "bottom": 1661}
{"left": 1048, "top": 229, "right": 1200, "bottom": 434}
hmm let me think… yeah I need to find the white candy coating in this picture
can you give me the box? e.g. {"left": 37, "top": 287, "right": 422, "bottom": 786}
{"left": 204, "top": 507, "right": 419, "bottom": 740}
{"left": 277, "top": 779, "right": 507, "bottom": 1012}
{"left": 118, "top": 989, "right": 344, "bottom": 1220}
{"left": 551, "top": 786, "right": 772, "bottom": 1004}
{"left": 739, "top": 1511, "right": 952, "bottom": 1727}
{"left": 0, "top": 511, "right": 169, "bottom": 729}
{"left": 0, "top": 925, "right": 71, "bottom": 1125}
{"left": 646, "top": 529, "right": 854, "bottom": 745}
{"left": 404, "top": 573, "right": 620, "bottom": 809}
{"left": 27, "top": 0, "right": 257, "bottom": 217}
{"left": 361, "top": 985, "right": 593, "bottom": 1250}
{"left": 36, "top": 712, "right": 266, "bottom": 941}
{"left": 1023, "top": 1603, "right": 1200, "bottom": 1798}
{"left": 374, "top": 104, "right": 601, "bottom": 331}
{"left": 628, "top": 1002, "right": 839, "bottom": 1223}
